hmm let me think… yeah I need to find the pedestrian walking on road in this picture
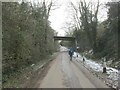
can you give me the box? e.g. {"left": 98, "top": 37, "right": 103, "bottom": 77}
{"left": 68, "top": 48, "right": 74, "bottom": 61}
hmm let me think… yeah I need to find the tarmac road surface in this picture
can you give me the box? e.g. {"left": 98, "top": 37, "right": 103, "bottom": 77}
{"left": 39, "top": 52, "right": 109, "bottom": 88}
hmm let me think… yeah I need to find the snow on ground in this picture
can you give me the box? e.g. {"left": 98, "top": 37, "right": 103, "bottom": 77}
{"left": 73, "top": 52, "right": 119, "bottom": 88}
{"left": 59, "top": 46, "right": 68, "bottom": 52}
{"left": 107, "top": 67, "right": 119, "bottom": 81}
{"left": 73, "top": 52, "right": 103, "bottom": 72}
{"left": 58, "top": 46, "right": 119, "bottom": 88}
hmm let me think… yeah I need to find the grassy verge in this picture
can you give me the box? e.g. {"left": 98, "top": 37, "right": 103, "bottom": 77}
{"left": 83, "top": 53, "right": 100, "bottom": 61}
{"left": 3, "top": 52, "right": 58, "bottom": 88}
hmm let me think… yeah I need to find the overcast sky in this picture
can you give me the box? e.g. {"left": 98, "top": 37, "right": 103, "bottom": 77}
{"left": 1, "top": 0, "right": 114, "bottom": 36}
{"left": 48, "top": 0, "right": 110, "bottom": 36}
{"left": 4, "top": 0, "right": 112, "bottom": 36}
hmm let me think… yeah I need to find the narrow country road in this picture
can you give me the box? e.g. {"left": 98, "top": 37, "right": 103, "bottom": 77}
{"left": 38, "top": 51, "right": 109, "bottom": 88}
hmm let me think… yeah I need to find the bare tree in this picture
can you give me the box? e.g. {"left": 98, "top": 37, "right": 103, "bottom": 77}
{"left": 42, "top": 0, "right": 59, "bottom": 46}
{"left": 70, "top": 0, "right": 100, "bottom": 54}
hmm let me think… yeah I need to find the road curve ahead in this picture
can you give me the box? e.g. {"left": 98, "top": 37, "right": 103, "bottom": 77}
{"left": 39, "top": 52, "right": 109, "bottom": 88}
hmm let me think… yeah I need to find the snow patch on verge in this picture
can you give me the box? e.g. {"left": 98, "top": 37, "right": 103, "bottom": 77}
{"left": 59, "top": 46, "right": 68, "bottom": 52}
{"left": 73, "top": 52, "right": 119, "bottom": 89}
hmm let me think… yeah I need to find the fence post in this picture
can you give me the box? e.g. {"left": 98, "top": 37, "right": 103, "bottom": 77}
{"left": 103, "top": 58, "right": 106, "bottom": 73}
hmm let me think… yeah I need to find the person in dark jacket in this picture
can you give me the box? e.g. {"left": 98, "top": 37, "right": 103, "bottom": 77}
{"left": 68, "top": 48, "right": 74, "bottom": 61}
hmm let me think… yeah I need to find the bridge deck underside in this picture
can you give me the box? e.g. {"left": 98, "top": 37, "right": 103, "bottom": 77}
{"left": 54, "top": 36, "right": 75, "bottom": 41}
